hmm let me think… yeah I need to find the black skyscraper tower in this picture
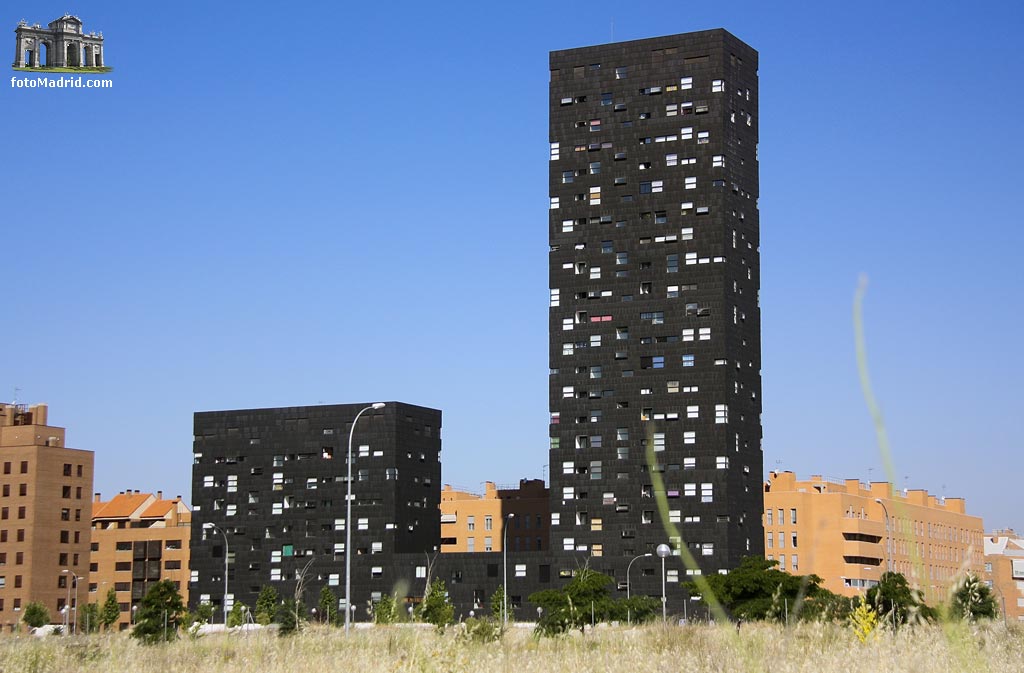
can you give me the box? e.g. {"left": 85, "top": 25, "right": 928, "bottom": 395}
{"left": 547, "top": 30, "right": 764, "bottom": 585}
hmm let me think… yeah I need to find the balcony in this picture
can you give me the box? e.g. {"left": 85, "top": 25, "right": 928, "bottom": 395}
{"left": 840, "top": 517, "right": 885, "bottom": 538}
{"left": 842, "top": 539, "right": 884, "bottom": 560}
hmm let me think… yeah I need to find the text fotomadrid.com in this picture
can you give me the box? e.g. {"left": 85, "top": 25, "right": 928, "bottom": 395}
{"left": 11, "top": 76, "right": 113, "bottom": 88}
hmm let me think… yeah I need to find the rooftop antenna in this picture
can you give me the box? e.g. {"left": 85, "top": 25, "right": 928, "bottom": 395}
{"left": 868, "top": 467, "right": 873, "bottom": 483}
{"left": 13, "top": 387, "right": 21, "bottom": 405}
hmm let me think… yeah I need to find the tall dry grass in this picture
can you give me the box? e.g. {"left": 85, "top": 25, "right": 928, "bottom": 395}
{"left": 1, "top": 621, "right": 1021, "bottom": 673}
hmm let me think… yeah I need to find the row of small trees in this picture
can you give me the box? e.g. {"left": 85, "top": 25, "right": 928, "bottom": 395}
{"left": 22, "top": 587, "right": 129, "bottom": 633}
{"left": 683, "top": 556, "right": 999, "bottom": 627}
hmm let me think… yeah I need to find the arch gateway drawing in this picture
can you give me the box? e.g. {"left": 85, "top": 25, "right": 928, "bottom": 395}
{"left": 12, "top": 15, "right": 107, "bottom": 70}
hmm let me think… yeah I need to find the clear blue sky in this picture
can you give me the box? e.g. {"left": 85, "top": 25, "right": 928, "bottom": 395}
{"left": 3, "top": 0, "right": 1022, "bottom": 532}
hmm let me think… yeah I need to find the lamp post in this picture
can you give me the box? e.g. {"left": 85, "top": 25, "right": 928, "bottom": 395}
{"left": 62, "top": 569, "right": 80, "bottom": 635}
{"left": 626, "top": 552, "right": 652, "bottom": 624}
{"left": 346, "top": 403, "right": 385, "bottom": 635}
{"left": 874, "top": 498, "right": 892, "bottom": 573}
{"left": 502, "top": 512, "right": 515, "bottom": 626}
{"left": 656, "top": 543, "right": 671, "bottom": 623}
{"left": 203, "top": 522, "right": 230, "bottom": 626}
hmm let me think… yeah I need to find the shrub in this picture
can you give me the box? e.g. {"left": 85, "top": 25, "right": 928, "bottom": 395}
{"left": 949, "top": 574, "right": 997, "bottom": 622}
{"left": 23, "top": 602, "right": 51, "bottom": 628}
{"left": 276, "top": 599, "right": 303, "bottom": 636}
{"left": 418, "top": 578, "right": 454, "bottom": 632}
{"left": 373, "top": 593, "right": 398, "bottom": 625}
{"left": 461, "top": 616, "right": 502, "bottom": 643}
{"left": 227, "top": 601, "right": 249, "bottom": 627}
{"left": 850, "top": 602, "right": 879, "bottom": 643}
{"left": 317, "top": 586, "right": 341, "bottom": 626}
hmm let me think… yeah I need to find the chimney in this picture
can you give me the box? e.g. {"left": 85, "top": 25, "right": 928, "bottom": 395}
{"left": 93, "top": 493, "right": 101, "bottom": 503}
{"left": 157, "top": 490, "right": 163, "bottom": 500}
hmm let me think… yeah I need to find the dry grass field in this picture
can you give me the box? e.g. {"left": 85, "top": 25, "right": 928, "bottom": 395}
{"left": 1, "top": 621, "right": 1022, "bottom": 673}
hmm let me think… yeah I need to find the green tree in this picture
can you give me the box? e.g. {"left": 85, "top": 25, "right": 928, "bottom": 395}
{"left": 22, "top": 602, "right": 51, "bottom": 629}
{"left": 318, "top": 586, "right": 340, "bottom": 626}
{"left": 275, "top": 598, "right": 302, "bottom": 636}
{"left": 79, "top": 602, "right": 101, "bottom": 634}
{"left": 227, "top": 601, "right": 248, "bottom": 627}
{"left": 800, "top": 588, "right": 854, "bottom": 622}
{"left": 530, "top": 567, "right": 617, "bottom": 635}
{"left": 490, "top": 584, "right": 505, "bottom": 622}
{"left": 866, "top": 571, "right": 935, "bottom": 627}
{"left": 100, "top": 588, "right": 121, "bottom": 631}
{"left": 419, "top": 578, "right": 454, "bottom": 631}
{"left": 254, "top": 585, "right": 279, "bottom": 625}
{"left": 373, "top": 592, "right": 398, "bottom": 624}
{"left": 613, "top": 595, "right": 662, "bottom": 624}
{"left": 684, "top": 556, "right": 827, "bottom": 622}
{"left": 130, "top": 580, "right": 186, "bottom": 645}
{"left": 949, "top": 574, "right": 997, "bottom": 622}
{"left": 186, "top": 601, "right": 215, "bottom": 627}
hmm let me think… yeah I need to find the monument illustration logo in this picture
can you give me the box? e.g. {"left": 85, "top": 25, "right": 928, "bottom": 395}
{"left": 12, "top": 15, "right": 110, "bottom": 72}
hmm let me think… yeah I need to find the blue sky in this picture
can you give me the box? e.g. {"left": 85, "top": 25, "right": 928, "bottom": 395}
{"left": 3, "top": 0, "right": 1022, "bottom": 532}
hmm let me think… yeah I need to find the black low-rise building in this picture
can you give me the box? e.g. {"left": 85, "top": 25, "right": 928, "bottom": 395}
{"left": 189, "top": 402, "right": 441, "bottom": 616}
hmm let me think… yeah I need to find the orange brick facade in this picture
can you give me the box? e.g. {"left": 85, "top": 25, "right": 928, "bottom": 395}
{"left": 763, "top": 471, "right": 984, "bottom": 603}
{"left": 90, "top": 491, "right": 191, "bottom": 630}
{"left": 984, "top": 530, "right": 1024, "bottom": 623}
{"left": 0, "top": 404, "right": 93, "bottom": 632}
{"left": 440, "top": 480, "right": 549, "bottom": 553}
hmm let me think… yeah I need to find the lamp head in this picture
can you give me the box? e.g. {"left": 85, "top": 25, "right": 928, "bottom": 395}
{"left": 874, "top": 498, "right": 883, "bottom": 504}
{"left": 203, "top": 522, "right": 214, "bottom": 529}
{"left": 371, "top": 402, "right": 386, "bottom": 410}
{"left": 656, "top": 543, "right": 671, "bottom": 558}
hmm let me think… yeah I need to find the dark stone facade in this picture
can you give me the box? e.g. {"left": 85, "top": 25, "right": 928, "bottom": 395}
{"left": 546, "top": 29, "right": 764, "bottom": 607}
{"left": 189, "top": 403, "right": 441, "bottom": 617}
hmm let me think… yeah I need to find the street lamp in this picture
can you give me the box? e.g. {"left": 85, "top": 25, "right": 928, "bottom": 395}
{"left": 346, "top": 402, "right": 385, "bottom": 635}
{"left": 626, "top": 552, "right": 652, "bottom": 624}
{"left": 874, "top": 498, "right": 892, "bottom": 573}
{"left": 502, "top": 512, "right": 515, "bottom": 626}
{"left": 62, "top": 569, "right": 80, "bottom": 635}
{"left": 203, "top": 522, "right": 230, "bottom": 626}
{"left": 656, "top": 544, "right": 671, "bottom": 623}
